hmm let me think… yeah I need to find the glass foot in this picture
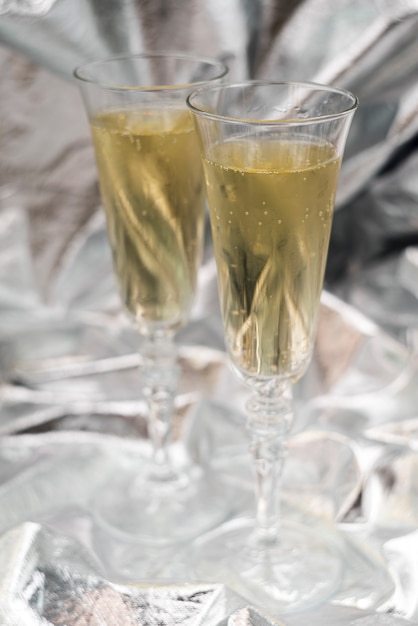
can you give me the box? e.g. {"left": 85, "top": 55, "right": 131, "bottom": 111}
{"left": 93, "top": 463, "right": 237, "bottom": 546}
{"left": 192, "top": 516, "right": 344, "bottom": 615}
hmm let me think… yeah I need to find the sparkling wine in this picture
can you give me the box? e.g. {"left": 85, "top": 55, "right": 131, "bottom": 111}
{"left": 91, "top": 108, "right": 205, "bottom": 329}
{"left": 203, "top": 137, "right": 342, "bottom": 381}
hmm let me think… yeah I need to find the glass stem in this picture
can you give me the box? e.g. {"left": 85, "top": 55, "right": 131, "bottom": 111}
{"left": 246, "top": 384, "right": 293, "bottom": 546}
{"left": 139, "top": 332, "right": 180, "bottom": 483}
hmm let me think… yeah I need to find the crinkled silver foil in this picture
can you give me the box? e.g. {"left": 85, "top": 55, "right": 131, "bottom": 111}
{"left": 0, "top": 523, "right": 277, "bottom": 626}
{"left": 1, "top": 185, "right": 418, "bottom": 625}
{"left": 0, "top": 0, "right": 55, "bottom": 16}
{"left": 2, "top": 2, "right": 418, "bottom": 624}
{"left": 2, "top": 1, "right": 418, "bottom": 282}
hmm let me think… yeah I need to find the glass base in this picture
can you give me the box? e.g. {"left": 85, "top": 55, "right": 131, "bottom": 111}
{"left": 192, "top": 516, "right": 344, "bottom": 615}
{"left": 93, "top": 462, "right": 238, "bottom": 546}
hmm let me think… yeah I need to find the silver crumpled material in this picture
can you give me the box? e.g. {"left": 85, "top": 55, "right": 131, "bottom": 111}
{"left": 1, "top": 176, "right": 418, "bottom": 625}
{"left": 0, "top": 523, "right": 272, "bottom": 626}
{"left": 0, "top": 0, "right": 54, "bottom": 16}
{"left": 1, "top": 1, "right": 418, "bottom": 283}
{"left": 2, "top": 2, "right": 418, "bottom": 625}
{"left": 0, "top": 520, "right": 411, "bottom": 626}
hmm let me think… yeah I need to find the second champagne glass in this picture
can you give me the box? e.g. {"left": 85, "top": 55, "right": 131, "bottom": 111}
{"left": 75, "top": 53, "right": 228, "bottom": 544}
{"left": 187, "top": 81, "right": 358, "bottom": 613}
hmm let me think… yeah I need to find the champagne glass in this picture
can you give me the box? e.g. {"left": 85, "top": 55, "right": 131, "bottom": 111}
{"left": 74, "top": 53, "right": 228, "bottom": 545}
{"left": 187, "top": 81, "right": 358, "bottom": 612}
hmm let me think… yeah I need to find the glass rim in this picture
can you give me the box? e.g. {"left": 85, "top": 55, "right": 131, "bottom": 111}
{"left": 73, "top": 51, "right": 228, "bottom": 92}
{"left": 186, "top": 80, "right": 359, "bottom": 126}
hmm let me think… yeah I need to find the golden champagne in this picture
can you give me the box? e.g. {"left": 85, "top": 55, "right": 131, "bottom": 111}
{"left": 91, "top": 108, "right": 205, "bottom": 329}
{"left": 203, "top": 138, "right": 342, "bottom": 381}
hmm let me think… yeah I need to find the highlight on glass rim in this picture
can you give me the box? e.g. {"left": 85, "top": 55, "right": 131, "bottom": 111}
{"left": 187, "top": 79, "right": 358, "bottom": 613}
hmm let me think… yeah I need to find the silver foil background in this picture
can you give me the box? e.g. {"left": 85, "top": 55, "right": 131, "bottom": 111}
{"left": 2, "top": 1, "right": 418, "bottom": 287}
{"left": 1, "top": 1, "right": 418, "bottom": 625}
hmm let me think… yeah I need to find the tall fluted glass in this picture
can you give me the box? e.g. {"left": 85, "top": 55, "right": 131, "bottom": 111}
{"left": 75, "top": 53, "right": 228, "bottom": 544}
{"left": 187, "top": 81, "right": 357, "bottom": 612}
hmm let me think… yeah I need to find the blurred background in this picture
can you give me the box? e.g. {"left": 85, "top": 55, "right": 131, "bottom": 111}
{"left": 2, "top": 0, "right": 418, "bottom": 334}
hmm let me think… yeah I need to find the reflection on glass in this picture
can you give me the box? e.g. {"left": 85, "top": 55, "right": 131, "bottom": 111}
{"left": 75, "top": 53, "right": 229, "bottom": 544}
{"left": 188, "top": 80, "right": 358, "bottom": 613}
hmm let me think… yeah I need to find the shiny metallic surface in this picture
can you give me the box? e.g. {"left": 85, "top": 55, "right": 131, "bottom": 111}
{"left": 2, "top": 1, "right": 418, "bottom": 279}
{"left": 1, "top": 1, "right": 418, "bottom": 281}
{"left": 0, "top": 187, "right": 417, "bottom": 624}
{"left": 0, "top": 0, "right": 55, "bottom": 15}
{"left": 1, "top": 1, "right": 418, "bottom": 624}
